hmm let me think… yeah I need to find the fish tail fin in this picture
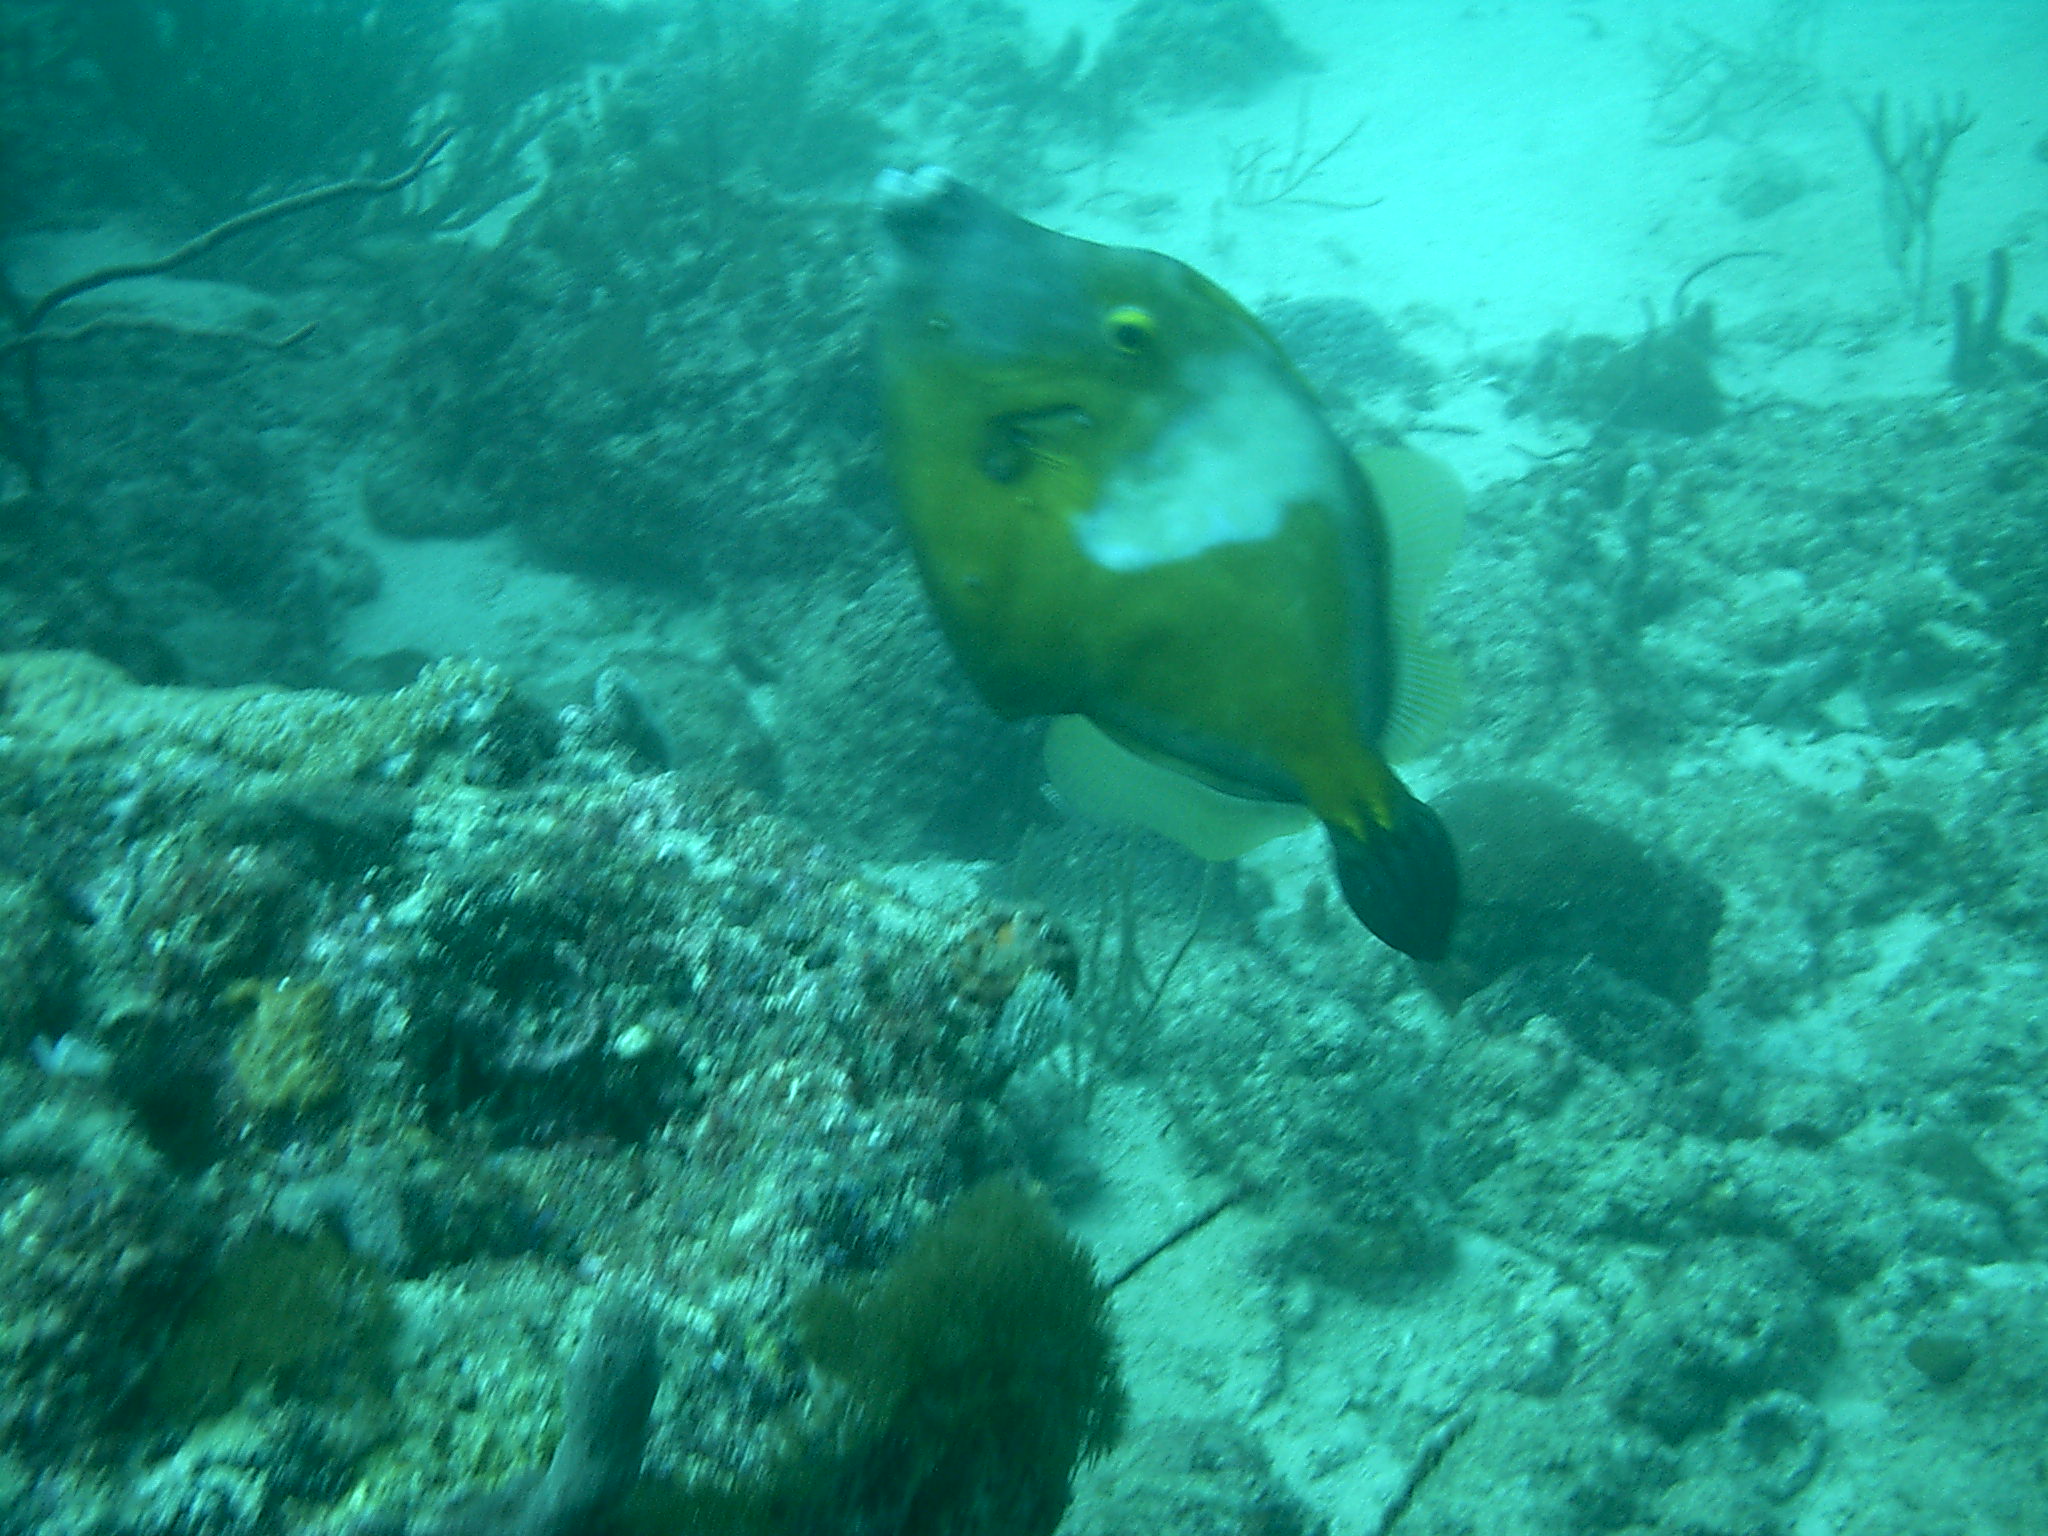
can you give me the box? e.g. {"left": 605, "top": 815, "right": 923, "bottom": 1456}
{"left": 1327, "top": 791, "right": 1458, "bottom": 961}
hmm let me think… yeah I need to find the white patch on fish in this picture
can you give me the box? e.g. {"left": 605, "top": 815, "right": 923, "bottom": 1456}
{"left": 1074, "top": 355, "right": 1345, "bottom": 570}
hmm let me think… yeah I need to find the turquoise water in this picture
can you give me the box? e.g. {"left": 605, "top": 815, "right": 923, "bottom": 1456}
{"left": 0, "top": 2, "right": 2043, "bottom": 1531}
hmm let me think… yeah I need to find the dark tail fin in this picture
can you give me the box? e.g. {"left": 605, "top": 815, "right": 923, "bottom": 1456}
{"left": 1328, "top": 792, "right": 1458, "bottom": 961}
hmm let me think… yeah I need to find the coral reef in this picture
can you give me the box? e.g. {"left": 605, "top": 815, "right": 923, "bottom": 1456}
{"left": 1422, "top": 778, "right": 1725, "bottom": 1014}
{"left": 788, "top": 1177, "right": 1125, "bottom": 1536}
{"left": 1644, "top": 1, "right": 1822, "bottom": 147}
{"left": 1088, "top": 0, "right": 1316, "bottom": 121}
{"left": 396, "top": 1291, "right": 660, "bottom": 1536}
{"left": 1260, "top": 296, "right": 1441, "bottom": 413}
{"left": 0, "top": 650, "right": 1109, "bottom": 1528}
{"left": 1511, "top": 297, "right": 1727, "bottom": 437}
{"left": 1853, "top": 91, "right": 1978, "bottom": 322}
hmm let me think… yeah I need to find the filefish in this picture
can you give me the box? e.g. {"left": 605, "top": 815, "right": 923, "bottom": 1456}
{"left": 872, "top": 168, "right": 1465, "bottom": 960}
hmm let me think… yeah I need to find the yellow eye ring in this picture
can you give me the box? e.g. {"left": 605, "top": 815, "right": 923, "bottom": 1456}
{"left": 1104, "top": 306, "right": 1157, "bottom": 354}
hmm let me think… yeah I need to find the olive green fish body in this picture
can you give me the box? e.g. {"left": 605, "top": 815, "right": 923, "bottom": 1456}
{"left": 874, "top": 168, "right": 1458, "bottom": 958}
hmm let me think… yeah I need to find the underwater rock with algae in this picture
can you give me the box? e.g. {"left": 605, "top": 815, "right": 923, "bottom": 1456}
{"left": 0, "top": 648, "right": 1101, "bottom": 1531}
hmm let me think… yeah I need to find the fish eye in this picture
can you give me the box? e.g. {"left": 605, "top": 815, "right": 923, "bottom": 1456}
{"left": 1104, "top": 306, "right": 1157, "bottom": 354}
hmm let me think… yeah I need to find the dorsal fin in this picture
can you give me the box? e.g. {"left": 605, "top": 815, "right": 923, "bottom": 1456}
{"left": 1361, "top": 446, "right": 1464, "bottom": 632}
{"left": 1359, "top": 446, "right": 1466, "bottom": 762}
{"left": 1379, "top": 631, "right": 1464, "bottom": 763}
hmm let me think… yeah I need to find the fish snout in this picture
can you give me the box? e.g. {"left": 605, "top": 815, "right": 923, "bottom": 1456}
{"left": 871, "top": 165, "right": 974, "bottom": 265}
{"left": 869, "top": 169, "right": 1086, "bottom": 359}
{"left": 872, "top": 165, "right": 958, "bottom": 216}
